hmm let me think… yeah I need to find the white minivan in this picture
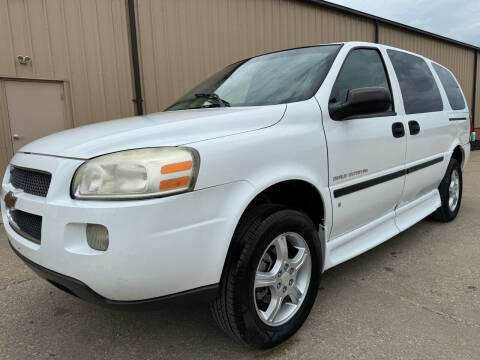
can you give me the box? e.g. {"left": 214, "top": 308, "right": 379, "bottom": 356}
{"left": 1, "top": 42, "right": 471, "bottom": 348}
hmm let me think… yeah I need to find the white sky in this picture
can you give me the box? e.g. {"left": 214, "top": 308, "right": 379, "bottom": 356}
{"left": 329, "top": 0, "right": 480, "bottom": 47}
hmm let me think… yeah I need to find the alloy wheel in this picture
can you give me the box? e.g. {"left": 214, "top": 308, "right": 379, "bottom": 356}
{"left": 253, "top": 232, "right": 312, "bottom": 326}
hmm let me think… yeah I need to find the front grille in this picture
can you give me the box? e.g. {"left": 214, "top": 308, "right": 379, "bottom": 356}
{"left": 10, "top": 166, "right": 52, "bottom": 197}
{"left": 9, "top": 210, "right": 42, "bottom": 244}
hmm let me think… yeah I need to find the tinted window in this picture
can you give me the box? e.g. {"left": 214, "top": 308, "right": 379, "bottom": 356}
{"left": 432, "top": 63, "right": 466, "bottom": 110}
{"left": 330, "top": 48, "right": 392, "bottom": 111}
{"left": 166, "top": 45, "right": 340, "bottom": 110}
{"left": 387, "top": 50, "right": 443, "bottom": 114}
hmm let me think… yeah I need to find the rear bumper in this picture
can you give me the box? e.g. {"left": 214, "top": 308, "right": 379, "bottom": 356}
{"left": 9, "top": 241, "right": 219, "bottom": 310}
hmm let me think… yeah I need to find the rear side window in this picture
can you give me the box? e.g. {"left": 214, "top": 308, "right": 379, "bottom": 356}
{"left": 330, "top": 48, "right": 391, "bottom": 109}
{"left": 387, "top": 50, "right": 443, "bottom": 114}
{"left": 432, "top": 63, "right": 466, "bottom": 110}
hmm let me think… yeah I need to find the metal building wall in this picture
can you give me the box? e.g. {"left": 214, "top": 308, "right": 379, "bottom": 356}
{"left": 136, "top": 0, "right": 375, "bottom": 113}
{"left": 476, "top": 52, "right": 480, "bottom": 129}
{"left": 0, "top": 0, "right": 135, "bottom": 172}
{"left": 379, "top": 23, "right": 476, "bottom": 113}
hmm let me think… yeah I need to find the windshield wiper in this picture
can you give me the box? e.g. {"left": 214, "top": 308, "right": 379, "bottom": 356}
{"left": 195, "top": 93, "right": 230, "bottom": 107}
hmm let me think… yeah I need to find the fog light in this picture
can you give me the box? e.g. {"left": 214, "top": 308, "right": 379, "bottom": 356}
{"left": 86, "top": 224, "right": 109, "bottom": 251}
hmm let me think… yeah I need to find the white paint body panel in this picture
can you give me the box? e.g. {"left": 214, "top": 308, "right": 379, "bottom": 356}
{"left": 19, "top": 105, "right": 287, "bottom": 159}
{"left": 1, "top": 42, "right": 471, "bottom": 301}
{"left": 316, "top": 44, "right": 407, "bottom": 239}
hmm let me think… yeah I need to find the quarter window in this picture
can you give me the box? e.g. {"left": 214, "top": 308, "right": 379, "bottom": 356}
{"left": 387, "top": 50, "right": 443, "bottom": 114}
{"left": 432, "top": 63, "right": 466, "bottom": 110}
{"left": 330, "top": 48, "right": 393, "bottom": 113}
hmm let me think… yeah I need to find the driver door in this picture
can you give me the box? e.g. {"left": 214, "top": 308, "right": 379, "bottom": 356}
{"left": 322, "top": 47, "right": 407, "bottom": 239}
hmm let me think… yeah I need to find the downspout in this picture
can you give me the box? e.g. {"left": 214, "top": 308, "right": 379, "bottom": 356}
{"left": 127, "top": 0, "right": 144, "bottom": 115}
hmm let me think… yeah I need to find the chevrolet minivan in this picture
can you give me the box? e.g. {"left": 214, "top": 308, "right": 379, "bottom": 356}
{"left": 1, "top": 42, "right": 471, "bottom": 348}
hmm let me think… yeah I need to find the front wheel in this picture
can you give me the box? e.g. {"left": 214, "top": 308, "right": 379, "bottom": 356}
{"left": 211, "top": 206, "right": 322, "bottom": 349}
{"left": 431, "top": 158, "right": 462, "bottom": 222}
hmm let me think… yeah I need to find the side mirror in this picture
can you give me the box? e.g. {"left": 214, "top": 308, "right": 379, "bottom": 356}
{"left": 329, "top": 87, "right": 392, "bottom": 121}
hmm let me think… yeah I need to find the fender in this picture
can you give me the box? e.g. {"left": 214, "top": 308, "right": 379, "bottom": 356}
{"left": 216, "top": 175, "right": 330, "bottom": 281}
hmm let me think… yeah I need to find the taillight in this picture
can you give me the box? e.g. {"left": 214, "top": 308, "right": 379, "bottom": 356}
{"left": 470, "top": 114, "right": 474, "bottom": 134}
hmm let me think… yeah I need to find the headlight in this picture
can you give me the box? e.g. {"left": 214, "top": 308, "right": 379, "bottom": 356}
{"left": 71, "top": 147, "right": 199, "bottom": 200}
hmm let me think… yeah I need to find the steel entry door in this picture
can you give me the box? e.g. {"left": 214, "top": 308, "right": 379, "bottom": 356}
{"left": 4, "top": 80, "right": 67, "bottom": 152}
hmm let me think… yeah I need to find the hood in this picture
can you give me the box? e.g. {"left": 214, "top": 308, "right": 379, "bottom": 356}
{"left": 19, "top": 105, "right": 286, "bottom": 159}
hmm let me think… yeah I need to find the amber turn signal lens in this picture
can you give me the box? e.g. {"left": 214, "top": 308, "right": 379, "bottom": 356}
{"left": 159, "top": 176, "right": 190, "bottom": 191}
{"left": 161, "top": 161, "right": 193, "bottom": 174}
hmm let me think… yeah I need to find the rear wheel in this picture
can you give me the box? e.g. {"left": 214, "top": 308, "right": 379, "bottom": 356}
{"left": 431, "top": 158, "right": 462, "bottom": 222}
{"left": 211, "top": 205, "right": 322, "bottom": 349}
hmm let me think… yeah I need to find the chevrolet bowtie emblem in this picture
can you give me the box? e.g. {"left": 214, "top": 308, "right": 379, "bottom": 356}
{"left": 4, "top": 191, "right": 17, "bottom": 210}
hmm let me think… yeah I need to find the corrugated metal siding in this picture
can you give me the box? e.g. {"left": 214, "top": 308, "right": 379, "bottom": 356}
{"left": 0, "top": 0, "right": 135, "bottom": 171}
{"left": 136, "top": 0, "right": 375, "bottom": 113}
{"left": 476, "top": 52, "right": 480, "bottom": 128}
{"left": 379, "top": 24, "right": 476, "bottom": 113}
{"left": 0, "top": 84, "right": 11, "bottom": 173}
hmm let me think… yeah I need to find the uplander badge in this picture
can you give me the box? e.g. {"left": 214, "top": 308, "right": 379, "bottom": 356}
{"left": 4, "top": 191, "right": 17, "bottom": 210}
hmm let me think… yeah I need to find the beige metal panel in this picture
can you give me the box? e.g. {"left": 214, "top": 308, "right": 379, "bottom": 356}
{"left": 111, "top": 0, "right": 136, "bottom": 119}
{"left": 0, "top": 83, "right": 13, "bottom": 173}
{"left": 476, "top": 52, "right": 480, "bottom": 128}
{"left": 0, "top": 1, "right": 16, "bottom": 77}
{"left": 0, "top": 0, "right": 135, "bottom": 127}
{"left": 79, "top": 0, "right": 108, "bottom": 124}
{"left": 136, "top": 0, "right": 376, "bottom": 113}
{"left": 25, "top": 0, "right": 54, "bottom": 78}
{"left": 6, "top": 0, "right": 34, "bottom": 78}
{"left": 43, "top": 0, "right": 71, "bottom": 80}
{"left": 379, "top": 24, "right": 476, "bottom": 113}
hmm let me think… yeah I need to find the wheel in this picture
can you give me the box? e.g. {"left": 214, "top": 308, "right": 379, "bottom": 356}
{"left": 430, "top": 157, "right": 462, "bottom": 222}
{"left": 211, "top": 205, "right": 322, "bottom": 349}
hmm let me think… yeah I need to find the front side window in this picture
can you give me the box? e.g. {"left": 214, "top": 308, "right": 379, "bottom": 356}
{"left": 432, "top": 63, "right": 466, "bottom": 110}
{"left": 330, "top": 48, "right": 392, "bottom": 112}
{"left": 387, "top": 50, "right": 443, "bottom": 114}
{"left": 166, "top": 45, "right": 340, "bottom": 110}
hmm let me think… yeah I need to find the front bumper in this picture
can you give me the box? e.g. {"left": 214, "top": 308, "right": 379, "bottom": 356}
{"left": 9, "top": 243, "right": 218, "bottom": 310}
{"left": 2, "top": 152, "right": 253, "bottom": 301}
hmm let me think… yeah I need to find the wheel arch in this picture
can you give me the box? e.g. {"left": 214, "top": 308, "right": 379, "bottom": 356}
{"left": 450, "top": 144, "right": 464, "bottom": 168}
{"left": 220, "top": 178, "right": 328, "bottom": 282}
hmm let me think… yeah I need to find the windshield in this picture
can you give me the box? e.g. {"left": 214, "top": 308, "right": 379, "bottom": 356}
{"left": 166, "top": 45, "right": 340, "bottom": 110}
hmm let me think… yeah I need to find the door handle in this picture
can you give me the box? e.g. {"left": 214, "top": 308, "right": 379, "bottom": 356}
{"left": 408, "top": 121, "right": 420, "bottom": 135}
{"left": 12, "top": 134, "right": 23, "bottom": 140}
{"left": 392, "top": 122, "right": 405, "bottom": 138}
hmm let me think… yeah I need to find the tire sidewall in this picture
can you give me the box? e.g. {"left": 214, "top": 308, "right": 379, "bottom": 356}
{"left": 230, "top": 209, "right": 322, "bottom": 348}
{"left": 440, "top": 159, "right": 462, "bottom": 220}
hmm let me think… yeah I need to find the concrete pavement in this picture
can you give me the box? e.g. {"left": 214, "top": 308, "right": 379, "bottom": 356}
{"left": 1, "top": 151, "right": 479, "bottom": 359}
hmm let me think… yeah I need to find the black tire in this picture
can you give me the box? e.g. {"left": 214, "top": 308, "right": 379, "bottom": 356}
{"left": 430, "top": 158, "right": 462, "bottom": 222}
{"left": 211, "top": 205, "right": 322, "bottom": 349}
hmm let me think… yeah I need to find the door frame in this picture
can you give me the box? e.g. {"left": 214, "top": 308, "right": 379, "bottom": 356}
{"left": 0, "top": 78, "right": 73, "bottom": 158}
{"left": 318, "top": 44, "right": 406, "bottom": 240}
